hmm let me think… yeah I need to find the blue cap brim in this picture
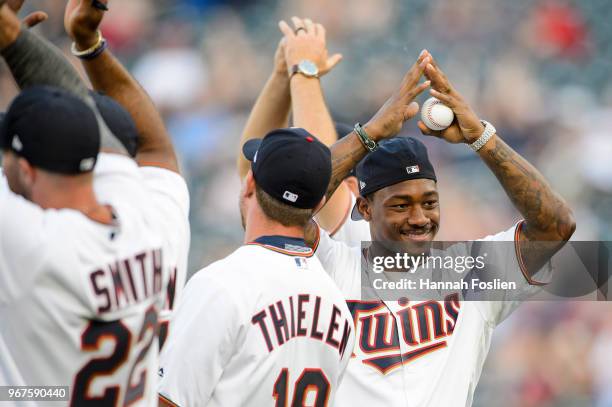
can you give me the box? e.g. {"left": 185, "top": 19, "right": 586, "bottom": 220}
{"left": 350, "top": 200, "right": 364, "bottom": 221}
{"left": 243, "top": 139, "right": 262, "bottom": 162}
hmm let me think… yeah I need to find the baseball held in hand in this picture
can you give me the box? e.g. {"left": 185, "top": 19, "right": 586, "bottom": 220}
{"left": 421, "top": 97, "right": 454, "bottom": 131}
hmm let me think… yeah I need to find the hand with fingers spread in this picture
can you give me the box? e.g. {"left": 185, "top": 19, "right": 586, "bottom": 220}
{"left": 5, "top": 0, "right": 47, "bottom": 28}
{"left": 363, "top": 51, "right": 432, "bottom": 142}
{"left": 417, "top": 50, "right": 485, "bottom": 144}
{"left": 64, "top": 0, "right": 108, "bottom": 50}
{"left": 278, "top": 16, "right": 342, "bottom": 77}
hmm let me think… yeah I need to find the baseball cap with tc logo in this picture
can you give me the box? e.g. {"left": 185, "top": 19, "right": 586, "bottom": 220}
{"left": 0, "top": 86, "right": 100, "bottom": 175}
{"left": 242, "top": 128, "right": 331, "bottom": 210}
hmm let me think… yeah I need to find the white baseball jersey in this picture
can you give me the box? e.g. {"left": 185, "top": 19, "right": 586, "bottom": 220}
{"left": 0, "top": 170, "right": 6, "bottom": 190}
{"left": 0, "top": 154, "right": 185, "bottom": 407}
{"left": 158, "top": 236, "right": 356, "bottom": 406}
{"left": 94, "top": 153, "right": 191, "bottom": 349}
{"left": 328, "top": 193, "right": 371, "bottom": 246}
{"left": 314, "top": 222, "right": 551, "bottom": 407}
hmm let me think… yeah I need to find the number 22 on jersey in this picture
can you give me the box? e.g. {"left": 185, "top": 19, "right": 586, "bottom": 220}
{"left": 70, "top": 307, "right": 159, "bottom": 406}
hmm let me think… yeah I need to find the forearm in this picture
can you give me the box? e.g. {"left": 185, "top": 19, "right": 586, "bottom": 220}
{"left": 326, "top": 132, "right": 369, "bottom": 201}
{"left": 478, "top": 135, "right": 575, "bottom": 241}
{"left": 1, "top": 29, "right": 126, "bottom": 153}
{"left": 290, "top": 76, "right": 336, "bottom": 144}
{"left": 1, "top": 29, "right": 88, "bottom": 99}
{"left": 238, "top": 72, "right": 290, "bottom": 178}
{"left": 81, "top": 50, "right": 178, "bottom": 170}
{"left": 291, "top": 75, "right": 353, "bottom": 231}
{"left": 304, "top": 132, "right": 367, "bottom": 245}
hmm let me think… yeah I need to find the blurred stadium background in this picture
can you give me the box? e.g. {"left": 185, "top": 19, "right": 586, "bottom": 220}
{"left": 1, "top": 0, "right": 611, "bottom": 406}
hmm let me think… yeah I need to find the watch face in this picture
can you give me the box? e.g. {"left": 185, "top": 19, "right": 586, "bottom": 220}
{"left": 299, "top": 60, "right": 319, "bottom": 77}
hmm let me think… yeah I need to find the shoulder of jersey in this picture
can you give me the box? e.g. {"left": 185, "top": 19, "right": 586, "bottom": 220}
{"left": 190, "top": 244, "right": 318, "bottom": 284}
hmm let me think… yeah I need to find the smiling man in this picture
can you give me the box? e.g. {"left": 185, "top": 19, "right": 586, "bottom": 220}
{"left": 306, "top": 51, "right": 576, "bottom": 406}
{"left": 351, "top": 136, "right": 439, "bottom": 245}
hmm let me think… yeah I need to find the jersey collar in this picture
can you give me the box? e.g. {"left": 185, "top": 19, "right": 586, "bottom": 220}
{"left": 248, "top": 235, "right": 314, "bottom": 257}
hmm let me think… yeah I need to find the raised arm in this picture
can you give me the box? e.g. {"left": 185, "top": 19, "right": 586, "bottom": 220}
{"left": 64, "top": 0, "right": 179, "bottom": 173}
{"left": 305, "top": 52, "right": 431, "bottom": 244}
{"left": 278, "top": 17, "right": 350, "bottom": 232}
{"left": 0, "top": 2, "right": 126, "bottom": 154}
{"left": 237, "top": 38, "right": 292, "bottom": 178}
{"left": 418, "top": 51, "right": 576, "bottom": 274}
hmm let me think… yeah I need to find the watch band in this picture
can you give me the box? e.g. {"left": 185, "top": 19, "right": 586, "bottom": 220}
{"left": 71, "top": 30, "right": 108, "bottom": 60}
{"left": 354, "top": 123, "right": 378, "bottom": 152}
{"left": 289, "top": 62, "right": 319, "bottom": 79}
{"left": 289, "top": 64, "right": 301, "bottom": 78}
{"left": 469, "top": 120, "right": 496, "bottom": 152}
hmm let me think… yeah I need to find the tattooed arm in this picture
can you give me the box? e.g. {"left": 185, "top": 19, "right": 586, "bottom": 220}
{"left": 305, "top": 52, "right": 431, "bottom": 245}
{"left": 65, "top": 0, "right": 178, "bottom": 172}
{"left": 477, "top": 136, "right": 575, "bottom": 273}
{"left": 478, "top": 136, "right": 575, "bottom": 242}
{"left": 0, "top": 3, "right": 127, "bottom": 154}
{"left": 418, "top": 51, "right": 575, "bottom": 275}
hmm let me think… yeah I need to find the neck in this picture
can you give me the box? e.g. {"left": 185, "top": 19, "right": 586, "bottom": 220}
{"left": 243, "top": 208, "right": 305, "bottom": 244}
{"left": 31, "top": 178, "right": 112, "bottom": 224}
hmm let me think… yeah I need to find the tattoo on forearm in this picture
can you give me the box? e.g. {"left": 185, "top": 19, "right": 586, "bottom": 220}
{"left": 326, "top": 137, "right": 366, "bottom": 201}
{"left": 484, "top": 137, "right": 573, "bottom": 241}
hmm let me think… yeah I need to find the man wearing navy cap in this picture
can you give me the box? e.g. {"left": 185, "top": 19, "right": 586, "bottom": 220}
{"left": 303, "top": 50, "right": 577, "bottom": 406}
{"left": 159, "top": 15, "right": 430, "bottom": 402}
{"left": 157, "top": 127, "right": 358, "bottom": 406}
{"left": 0, "top": 3, "right": 187, "bottom": 406}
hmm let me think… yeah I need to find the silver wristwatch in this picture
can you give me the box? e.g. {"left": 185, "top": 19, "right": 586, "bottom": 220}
{"left": 469, "top": 120, "right": 496, "bottom": 152}
{"left": 290, "top": 60, "right": 319, "bottom": 79}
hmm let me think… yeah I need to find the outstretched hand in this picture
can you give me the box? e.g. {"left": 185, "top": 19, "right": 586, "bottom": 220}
{"left": 278, "top": 17, "right": 342, "bottom": 77}
{"left": 363, "top": 51, "right": 431, "bottom": 142}
{"left": 64, "top": 0, "right": 108, "bottom": 49}
{"left": 417, "top": 51, "right": 484, "bottom": 144}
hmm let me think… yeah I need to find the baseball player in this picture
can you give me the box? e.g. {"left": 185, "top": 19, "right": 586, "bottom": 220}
{"left": 235, "top": 18, "right": 575, "bottom": 405}
{"left": 303, "top": 51, "right": 576, "bottom": 406}
{"left": 0, "top": 86, "right": 171, "bottom": 407}
{"left": 0, "top": 4, "right": 185, "bottom": 406}
{"left": 63, "top": 0, "right": 191, "bottom": 349}
{"left": 158, "top": 128, "right": 355, "bottom": 406}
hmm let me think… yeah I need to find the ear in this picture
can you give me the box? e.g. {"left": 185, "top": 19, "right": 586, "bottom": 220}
{"left": 356, "top": 195, "right": 373, "bottom": 222}
{"left": 243, "top": 170, "right": 256, "bottom": 198}
{"left": 17, "top": 157, "right": 35, "bottom": 187}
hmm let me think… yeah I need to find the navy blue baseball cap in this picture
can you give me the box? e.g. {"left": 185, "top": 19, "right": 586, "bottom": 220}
{"left": 243, "top": 128, "right": 331, "bottom": 209}
{"left": 91, "top": 91, "right": 138, "bottom": 157}
{"left": 0, "top": 86, "right": 100, "bottom": 174}
{"left": 351, "top": 137, "right": 437, "bottom": 220}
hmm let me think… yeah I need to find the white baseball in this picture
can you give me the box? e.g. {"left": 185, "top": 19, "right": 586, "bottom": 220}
{"left": 421, "top": 97, "right": 454, "bottom": 131}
